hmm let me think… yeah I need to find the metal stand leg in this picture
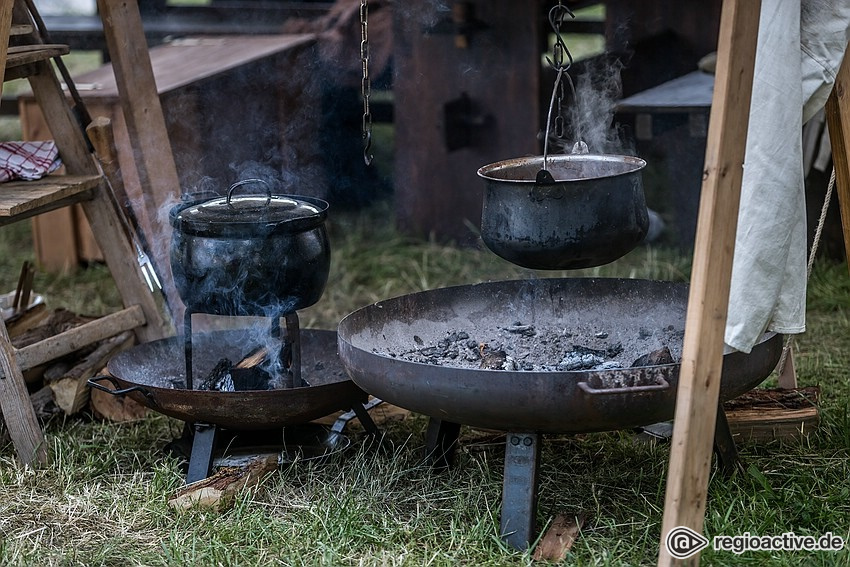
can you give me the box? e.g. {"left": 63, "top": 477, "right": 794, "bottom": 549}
{"left": 424, "top": 418, "right": 461, "bottom": 469}
{"left": 284, "top": 313, "right": 303, "bottom": 387}
{"left": 186, "top": 422, "right": 218, "bottom": 484}
{"left": 183, "top": 310, "right": 193, "bottom": 390}
{"left": 713, "top": 405, "right": 741, "bottom": 475}
{"left": 501, "top": 432, "right": 541, "bottom": 550}
{"left": 351, "top": 402, "right": 381, "bottom": 437}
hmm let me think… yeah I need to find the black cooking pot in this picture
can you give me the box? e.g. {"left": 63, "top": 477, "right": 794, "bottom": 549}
{"left": 477, "top": 154, "right": 649, "bottom": 270}
{"left": 170, "top": 179, "right": 330, "bottom": 316}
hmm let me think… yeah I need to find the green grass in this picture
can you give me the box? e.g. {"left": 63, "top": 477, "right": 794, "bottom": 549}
{"left": 1, "top": 202, "right": 849, "bottom": 565}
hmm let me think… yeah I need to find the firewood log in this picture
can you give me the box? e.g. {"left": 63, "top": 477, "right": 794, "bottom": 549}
{"left": 45, "top": 331, "right": 134, "bottom": 415}
{"left": 168, "top": 454, "right": 279, "bottom": 511}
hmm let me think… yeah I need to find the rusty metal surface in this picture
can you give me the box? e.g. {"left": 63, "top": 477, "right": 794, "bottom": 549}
{"left": 337, "top": 278, "right": 782, "bottom": 433}
{"left": 106, "top": 329, "right": 366, "bottom": 429}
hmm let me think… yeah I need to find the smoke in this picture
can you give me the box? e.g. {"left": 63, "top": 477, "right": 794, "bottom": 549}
{"left": 547, "top": 57, "right": 633, "bottom": 156}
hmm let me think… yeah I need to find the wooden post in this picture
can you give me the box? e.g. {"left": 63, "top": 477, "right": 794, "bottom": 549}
{"left": 0, "top": 0, "right": 47, "bottom": 467}
{"left": 657, "top": 1, "right": 761, "bottom": 565}
{"left": 824, "top": 42, "right": 850, "bottom": 276}
{"left": 0, "top": 0, "right": 12, "bottom": 92}
{"left": 96, "top": 0, "right": 183, "bottom": 321}
{"left": 0, "top": 320, "right": 48, "bottom": 466}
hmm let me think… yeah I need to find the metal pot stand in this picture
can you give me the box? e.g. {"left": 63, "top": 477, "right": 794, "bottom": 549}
{"left": 424, "top": 408, "right": 740, "bottom": 550}
{"left": 179, "top": 398, "right": 382, "bottom": 484}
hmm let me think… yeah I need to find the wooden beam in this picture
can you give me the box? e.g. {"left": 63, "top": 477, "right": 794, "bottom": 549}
{"left": 0, "top": 0, "right": 13, "bottom": 93}
{"left": 15, "top": 305, "right": 144, "bottom": 371}
{"left": 824, "top": 42, "right": 850, "bottom": 275}
{"left": 657, "top": 1, "right": 761, "bottom": 565}
{"left": 95, "top": 0, "right": 183, "bottom": 320}
{"left": 0, "top": 318, "right": 47, "bottom": 466}
{"left": 0, "top": 0, "right": 47, "bottom": 467}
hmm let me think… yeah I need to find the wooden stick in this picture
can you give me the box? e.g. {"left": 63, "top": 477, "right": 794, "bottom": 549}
{"left": 658, "top": 1, "right": 761, "bottom": 565}
{"left": 234, "top": 346, "right": 269, "bottom": 369}
{"left": 824, "top": 41, "right": 850, "bottom": 276}
{"left": 0, "top": 386, "right": 62, "bottom": 447}
{"left": 95, "top": 0, "right": 184, "bottom": 322}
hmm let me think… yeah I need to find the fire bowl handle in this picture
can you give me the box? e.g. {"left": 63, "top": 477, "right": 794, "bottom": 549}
{"left": 88, "top": 375, "right": 158, "bottom": 406}
{"left": 577, "top": 376, "right": 670, "bottom": 396}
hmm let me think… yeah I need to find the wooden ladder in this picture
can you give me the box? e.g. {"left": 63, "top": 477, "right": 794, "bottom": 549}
{"left": 0, "top": 0, "right": 171, "bottom": 466}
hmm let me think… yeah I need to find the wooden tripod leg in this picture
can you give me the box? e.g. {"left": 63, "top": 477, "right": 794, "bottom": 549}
{"left": 658, "top": 1, "right": 762, "bottom": 565}
{"left": 824, "top": 41, "right": 850, "bottom": 276}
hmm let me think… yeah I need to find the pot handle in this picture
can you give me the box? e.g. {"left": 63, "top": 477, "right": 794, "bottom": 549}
{"left": 227, "top": 178, "right": 272, "bottom": 207}
{"left": 577, "top": 376, "right": 670, "bottom": 396}
{"left": 88, "top": 375, "right": 158, "bottom": 406}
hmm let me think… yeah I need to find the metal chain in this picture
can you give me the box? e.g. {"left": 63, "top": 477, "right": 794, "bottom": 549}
{"left": 547, "top": 1, "right": 575, "bottom": 140}
{"left": 360, "top": 0, "right": 373, "bottom": 166}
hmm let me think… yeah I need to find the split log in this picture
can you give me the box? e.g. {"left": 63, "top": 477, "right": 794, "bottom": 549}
{"left": 11, "top": 308, "right": 96, "bottom": 349}
{"left": 44, "top": 331, "right": 135, "bottom": 415}
{"left": 169, "top": 454, "right": 279, "bottom": 511}
{"left": 235, "top": 346, "right": 269, "bottom": 369}
{"left": 532, "top": 514, "right": 585, "bottom": 562}
{"left": 90, "top": 370, "right": 149, "bottom": 422}
{"left": 723, "top": 387, "right": 819, "bottom": 442}
{"left": 4, "top": 302, "right": 49, "bottom": 338}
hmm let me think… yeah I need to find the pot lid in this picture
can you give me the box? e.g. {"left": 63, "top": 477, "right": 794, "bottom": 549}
{"left": 174, "top": 179, "right": 328, "bottom": 237}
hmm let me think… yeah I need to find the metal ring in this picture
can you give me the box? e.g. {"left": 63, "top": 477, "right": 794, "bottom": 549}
{"left": 226, "top": 178, "right": 272, "bottom": 208}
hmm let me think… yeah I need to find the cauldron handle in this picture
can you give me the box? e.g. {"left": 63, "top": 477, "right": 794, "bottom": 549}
{"left": 227, "top": 178, "right": 272, "bottom": 207}
{"left": 577, "top": 376, "right": 670, "bottom": 395}
{"left": 88, "top": 375, "right": 158, "bottom": 406}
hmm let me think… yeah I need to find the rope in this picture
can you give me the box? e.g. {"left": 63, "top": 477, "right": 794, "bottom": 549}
{"left": 776, "top": 166, "right": 837, "bottom": 376}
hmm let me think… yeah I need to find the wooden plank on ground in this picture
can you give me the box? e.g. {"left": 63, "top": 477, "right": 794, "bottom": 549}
{"left": 724, "top": 387, "right": 819, "bottom": 442}
{"left": 658, "top": 1, "right": 762, "bottom": 565}
{"left": 824, "top": 42, "right": 850, "bottom": 275}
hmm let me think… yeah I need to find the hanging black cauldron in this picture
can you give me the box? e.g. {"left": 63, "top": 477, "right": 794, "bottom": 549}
{"left": 477, "top": 154, "right": 649, "bottom": 270}
{"left": 169, "top": 179, "right": 330, "bottom": 317}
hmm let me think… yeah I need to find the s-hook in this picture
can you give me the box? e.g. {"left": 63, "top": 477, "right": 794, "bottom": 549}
{"left": 539, "top": 1, "right": 578, "bottom": 183}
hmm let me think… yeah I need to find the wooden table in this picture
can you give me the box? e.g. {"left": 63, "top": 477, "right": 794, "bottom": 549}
{"left": 20, "top": 33, "right": 319, "bottom": 271}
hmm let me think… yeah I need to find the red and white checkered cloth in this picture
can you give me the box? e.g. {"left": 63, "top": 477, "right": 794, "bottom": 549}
{"left": 0, "top": 141, "right": 62, "bottom": 182}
